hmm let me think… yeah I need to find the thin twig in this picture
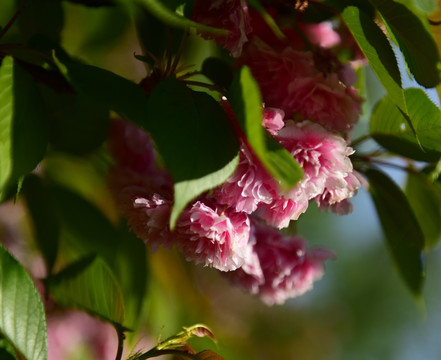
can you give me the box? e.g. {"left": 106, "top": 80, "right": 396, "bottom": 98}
{"left": 0, "top": 0, "right": 26, "bottom": 40}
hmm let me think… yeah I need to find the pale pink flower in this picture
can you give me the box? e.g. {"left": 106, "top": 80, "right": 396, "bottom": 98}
{"left": 191, "top": 0, "right": 252, "bottom": 57}
{"left": 174, "top": 200, "right": 251, "bottom": 271}
{"left": 315, "top": 172, "right": 360, "bottom": 215}
{"left": 256, "top": 197, "right": 309, "bottom": 229}
{"left": 227, "top": 223, "right": 334, "bottom": 305}
{"left": 300, "top": 22, "right": 341, "bottom": 48}
{"left": 262, "top": 107, "right": 285, "bottom": 135}
{"left": 213, "top": 147, "right": 278, "bottom": 213}
{"left": 276, "top": 120, "right": 358, "bottom": 204}
{"left": 240, "top": 40, "right": 362, "bottom": 133}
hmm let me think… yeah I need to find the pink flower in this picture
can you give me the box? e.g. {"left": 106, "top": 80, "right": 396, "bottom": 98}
{"left": 227, "top": 223, "right": 334, "bottom": 305}
{"left": 276, "top": 120, "right": 358, "bottom": 204}
{"left": 107, "top": 119, "right": 174, "bottom": 250}
{"left": 240, "top": 40, "right": 362, "bottom": 133}
{"left": 213, "top": 147, "right": 278, "bottom": 213}
{"left": 191, "top": 0, "right": 252, "bottom": 57}
{"left": 174, "top": 200, "right": 251, "bottom": 271}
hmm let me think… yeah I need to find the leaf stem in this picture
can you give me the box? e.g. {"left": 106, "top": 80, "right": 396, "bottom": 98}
{"left": 133, "top": 349, "right": 200, "bottom": 360}
{"left": 114, "top": 326, "right": 125, "bottom": 360}
{"left": 0, "top": 0, "right": 26, "bottom": 40}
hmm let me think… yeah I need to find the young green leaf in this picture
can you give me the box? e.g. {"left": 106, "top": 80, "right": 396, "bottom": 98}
{"left": 145, "top": 78, "right": 240, "bottom": 228}
{"left": 364, "top": 168, "right": 425, "bottom": 296}
{"left": 53, "top": 52, "right": 149, "bottom": 127}
{"left": 369, "top": 0, "right": 440, "bottom": 87}
{"left": 22, "top": 175, "right": 59, "bottom": 274}
{"left": 0, "top": 57, "right": 49, "bottom": 200}
{"left": 342, "top": 6, "right": 405, "bottom": 111}
{"left": 45, "top": 254, "right": 126, "bottom": 328}
{"left": 227, "top": 66, "right": 303, "bottom": 189}
{"left": 405, "top": 172, "right": 441, "bottom": 248}
{"left": 370, "top": 88, "right": 441, "bottom": 160}
{"left": 0, "top": 245, "right": 48, "bottom": 360}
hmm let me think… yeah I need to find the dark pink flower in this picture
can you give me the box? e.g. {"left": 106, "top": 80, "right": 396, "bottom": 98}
{"left": 108, "top": 118, "right": 156, "bottom": 175}
{"left": 191, "top": 0, "right": 252, "bottom": 57}
{"left": 107, "top": 119, "right": 174, "bottom": 250}
{"left": 227, "top": 223, "right": 334, "bottom": 305}
{"left": 174, "top": 200, "right": 251, "bottom": 271}
{"left": 240, "top": 39, "right": 362, "bottom": 133}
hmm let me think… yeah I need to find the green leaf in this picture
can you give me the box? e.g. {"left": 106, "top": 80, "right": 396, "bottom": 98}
{"left": 405, "top": 172, "right": 441, "bottom": 248}
{"left": 370, "top": 88, "right": 441, "bottom": 160}
{"left": 364, "top": 168, "right": 425, "bottom": 296}
{"left": 145, "top": 78, "right": 239, "bottom": 228}
{"left": 132, "top": 0, "right": 228, "bottom": 35}
{"left": 53, "top": 52, "right": 149, "bottom": 127}
{"left": 22, "top": 175, "right": 59, "bottom": 274}
{"left": 0, "top": 57, "right": 49, "bottom": 200}
{"left": 0, "top": 244, "right": 48, "bottom": 360}
{"left": 49, "top": 185, "right": 120, "bottom": 266}
{"left": 201, "top": 57, "right": 233, "bottom": 89}
{"left": 39, "top": 85, "right": 110, "bottom": 154}
{"left": 369, "top": 0, "right": 440, "bottom": 87}
{"left": 113, "top": 221, "right": 148, "bottom": 329}
{"left": 49, "top": 184, "right": 147, "bottom": 329}
{"left": 46, "top": 254, "right": 125, "bottom": 327}
{"left": 342, "top": 6, "right": 405, "bottom": 110}
{"left": 227, "top": 66, "right": 303, "bottom": 189}
{"left": 17, "top": 0, "right": 63, "bottom": 44}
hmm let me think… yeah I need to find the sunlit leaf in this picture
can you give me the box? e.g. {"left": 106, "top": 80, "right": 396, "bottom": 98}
{"left": 405, "top": 172, "right": 441, "bottom": 248}
{"left": 370, "top": 88, "right": 441, "bottom": 160}
{"left": 370, "top": 0, "right": 440, "bottom": 87}
{"left": 0, "top": 245, "right": 48, "bottom": 360}
{"left": 342, "top": 6, "right": 405, "bottom": 110}
{"left": 0, "top": 57, "right": 49, "bottom": 200}
{"left": 227, "top": 66, "right": 303, "bottom": 189}
{"left": 365, "top": 168, "right": 425, "bottom": 296}
{"left": 145, "top": 78, "right": 239, "bottom": 228}
{"left": 46, "top": 254, "right": 125, "bottom": 327}
{"left": 22, "top": 175, "right": 59, "bottom": 274}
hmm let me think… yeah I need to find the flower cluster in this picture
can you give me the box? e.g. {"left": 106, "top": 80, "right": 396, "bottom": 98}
{"left": 108, "top": 1, "right": 363, "bottom": 305}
